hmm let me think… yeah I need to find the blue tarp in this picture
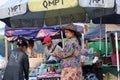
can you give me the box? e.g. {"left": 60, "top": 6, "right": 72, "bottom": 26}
{"left": 5, "top": 25, "right": 60, "bottom": 39}
{"left": 85, "top": 24, "right": 120, "bottom": 41}
{"left": 85, "top": 24, "right": 105, "bottom": 40}
{"left": 5, "top": 23, "right": 84, "bottom": 39}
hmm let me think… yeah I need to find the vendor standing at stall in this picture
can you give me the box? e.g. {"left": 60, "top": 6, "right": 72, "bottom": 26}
{"left": 52, "top": 23, "right": 82, "bottom": 80}
{"left": 26, "top": 39, "right": 36, "bottom": 58}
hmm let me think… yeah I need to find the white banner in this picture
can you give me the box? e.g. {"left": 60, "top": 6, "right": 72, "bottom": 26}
{"left": 116, "top": 0, "right": 120, "bottom": 14}
{"left": 79, "top": 0, "right": 114, "bottom": 8}
{"left": 106, "top": 24, "right": 120, "bottom": 32}
{"left": 0, "top": 0, "right": 27, "bottom": 19}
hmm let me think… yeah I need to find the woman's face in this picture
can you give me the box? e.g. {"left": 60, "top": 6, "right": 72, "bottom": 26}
{"left": 65, "top": 30, "right": 75, "bottom": 39}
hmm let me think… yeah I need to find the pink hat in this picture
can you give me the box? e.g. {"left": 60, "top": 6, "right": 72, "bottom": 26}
{"left": 42, "top": 36, "right": 52, "bottom": 44}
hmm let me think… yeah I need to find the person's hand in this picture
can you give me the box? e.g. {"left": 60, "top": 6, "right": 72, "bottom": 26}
{"left": 52, "top": 53, "right": 58, "bottom": 57}
{"left": 58, "top": 49, "right": 62, "bottom": 53}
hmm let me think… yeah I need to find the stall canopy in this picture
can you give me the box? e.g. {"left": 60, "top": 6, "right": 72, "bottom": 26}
{"left": 85, "top": 24, "right": 105, "bottom": 40}
{"left": 5, "top": 25, "right": 60, "bottom": 39}
{"left": 85, "top": 24, "right": 120, "bottom": 41}
{"left": 5, "top": 23, "right": 84, "bottom": 39}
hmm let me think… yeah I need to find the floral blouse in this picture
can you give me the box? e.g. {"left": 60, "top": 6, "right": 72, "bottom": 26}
{"left": 58, "top": 38, "right": 81, "bottom": 68}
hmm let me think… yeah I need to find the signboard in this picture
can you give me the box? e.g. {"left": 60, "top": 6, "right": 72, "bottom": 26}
{"left": 28, "top": 0, "right": 78, "bottom": 12}
{"left": 79, "top": 0, "right": 114, "bottom": 8}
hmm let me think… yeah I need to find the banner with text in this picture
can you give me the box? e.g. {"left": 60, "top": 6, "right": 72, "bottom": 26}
{"left": 79, "top": 0, "right": 114, "bottom": 8}
{"left": 0, "top": 0, "right": 27, "bottom": 19}
{"left": 116, "top": 0, "right": 120, "bottom": 14}
{"left": 28, "top": 0, "right": 78, "bottom": 12}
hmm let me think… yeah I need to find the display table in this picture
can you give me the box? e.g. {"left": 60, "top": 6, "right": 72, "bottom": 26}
{"left": 37, "top": 77, "right": 60, "bottom": 80}
{"left": 37, "top": 72, "right": 61, "bottom": 80}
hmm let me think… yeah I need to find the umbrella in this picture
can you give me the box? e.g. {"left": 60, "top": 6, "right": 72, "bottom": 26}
{"left": 92, "top": 14, "right": 120, "bottom": 24}
{"left": 0, "top": 0, "right": 87, "bottom": 28}
{"left": 79, "top": 0, "right": 114, "bottom": 8}
{"left": 0, "top": 0, "right": 28, "bottom": 19}
{"left": 116, "top": 0, "right": 120, "bottom": 14}
{"left": 28, "top": 0, "right": 79, "bottom": 11}
{"left": 91, "top": 0, "right": 120, "bottom": 24}
{"left": 0, "top": 0, "right": 117, "bottom": 28}
{"left": 8, "top": 7, "right": 86, "bottom": 28}
{"left": 79, "top": 0, "right": 115, "bottom": 19}
{"left": 27, "top": 0, "right": 115, "bottom": 26}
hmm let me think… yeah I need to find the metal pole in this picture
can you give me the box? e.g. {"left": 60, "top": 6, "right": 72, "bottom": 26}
{"left": 118, "top": 73, "right": 120, "bottom": 80}
{"left": 99, "top": 17, "right": 102, "bottom": 52}
{"left": 82, "top": 33, "right": 84, "bottom": 49}
{"left": 11, "top": 43, "right": 13, "bottom": 50}
{"left": 59, "top": 10, "right": 64, "bottom": 49}
{"left": 115, "top": 32, "right": 120, "bottom": 80}
{"left": 105, "top": 32, "right": 108, "bottom": 56}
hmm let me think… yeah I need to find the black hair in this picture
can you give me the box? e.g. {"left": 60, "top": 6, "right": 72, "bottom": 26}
{"left": 28, "top": 39, "right": 34, "bottom": 47}
{"left": 69, "top": 30, "right": 82, "bottom": 46}
{"left": 75, "top": 31, "right": 82, "bottom": 46}
{"left": 17, "top": 39, "right": 28, "bottom": 48}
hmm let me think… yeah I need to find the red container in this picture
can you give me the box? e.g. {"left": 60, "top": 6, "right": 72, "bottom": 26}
{"left": 80, "top": 62, "right": 85, "bottom": 66}
{"left": 111, "top": 52, "right": 120, "bottom": 65}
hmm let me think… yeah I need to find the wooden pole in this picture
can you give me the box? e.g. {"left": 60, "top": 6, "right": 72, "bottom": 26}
{"left": 5, "top": 36, "right": 8, "bottom": 64}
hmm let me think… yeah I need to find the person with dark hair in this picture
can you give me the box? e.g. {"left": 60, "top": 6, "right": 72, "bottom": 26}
{"left": 52, "top": 23, "right": 82, "bottom": 80}
{"left": 3, "top": 39, "right": 29, "bottom": 80}
{"left": 28, "top": 39, "right": 34, "bottom": 47}
{"left": 42, "top": 36, "right": 63, "bottom": 63}
{"left": 26, "top": 39, "right": 36, "bottom": 58}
